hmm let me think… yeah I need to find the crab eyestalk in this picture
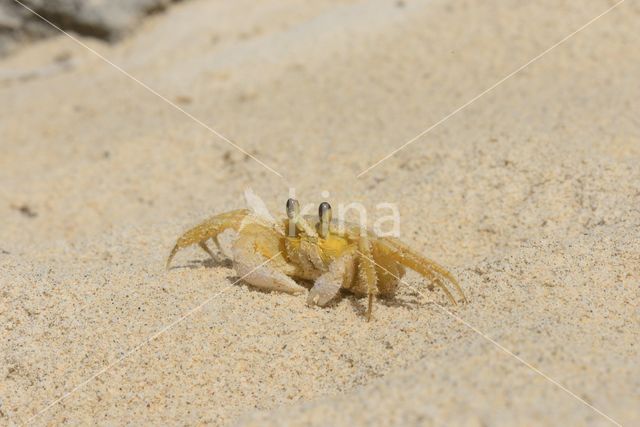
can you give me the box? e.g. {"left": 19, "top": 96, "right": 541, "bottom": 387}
{"left": 286, "top": 198, "right": 298, "bottom": 218}
{"left": 286, "top": 198, "right": 299, "bottom": 236}
{"left": 318, "top": 202, "right": 332, "bottom": 238}
{"left": 285, "top": 198, "right": 317, "bottom": 237}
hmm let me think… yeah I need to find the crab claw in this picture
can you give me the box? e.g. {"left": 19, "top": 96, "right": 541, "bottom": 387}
{"left": 307, "top": 248, "right": 356, "bottom": 307}
{"left": 307, "top": 276, "right": 341, "bottom": 307}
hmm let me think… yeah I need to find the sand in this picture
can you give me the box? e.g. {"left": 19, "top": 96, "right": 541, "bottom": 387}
{"left": 1, "top": 0, "right": 639, "bottom": 425}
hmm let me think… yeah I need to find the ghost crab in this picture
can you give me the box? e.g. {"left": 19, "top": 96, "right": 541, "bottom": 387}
{"left": 166, "top": 197, "right": 466, "bottom": 320}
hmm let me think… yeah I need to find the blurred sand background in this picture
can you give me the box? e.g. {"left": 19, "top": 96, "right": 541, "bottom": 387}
{"left": 1, "top": 0, "right": 639, "bottom": 425}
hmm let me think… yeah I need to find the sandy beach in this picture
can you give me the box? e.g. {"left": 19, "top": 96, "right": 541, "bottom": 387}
{"left": 1, "top": 0, "right": 639, "bottom": 425}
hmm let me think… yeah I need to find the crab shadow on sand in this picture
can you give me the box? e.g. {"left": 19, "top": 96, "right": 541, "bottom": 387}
{"left": 168, "top": 256, "right": 233, "bottom": 271}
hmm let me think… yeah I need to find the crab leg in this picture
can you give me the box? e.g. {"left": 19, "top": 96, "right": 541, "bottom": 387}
{"left": 380, "top": 237, "right": 466, "bottom": 304}
{"left": 357, "top": 237, "right": 378, "bottom": 321}
{"left": 166, "top": 209, "right": 250, "bottom": 269}
{"left": 198, "top": 241, "right": 218, "bottom": 261}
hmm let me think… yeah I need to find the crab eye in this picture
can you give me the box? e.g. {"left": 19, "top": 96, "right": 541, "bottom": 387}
{"left": 318, "top": 202, "right": 331, "bottom": 221}
{"left": 286, "top": 198, "right": 299, "bottom": 219}
{"left": 318, "top": 202, "right": 332, "bottom": 238}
